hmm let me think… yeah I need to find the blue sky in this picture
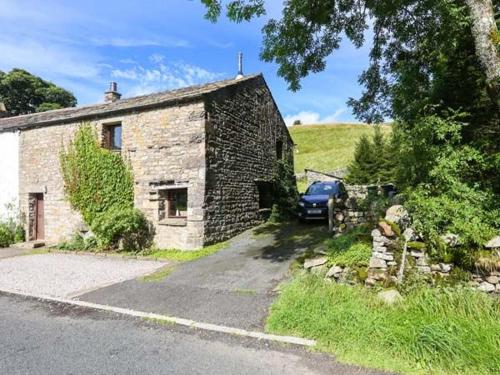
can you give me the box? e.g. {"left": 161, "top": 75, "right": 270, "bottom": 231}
{"left": 0, "top": 0, "right": 371, "bottom": 124}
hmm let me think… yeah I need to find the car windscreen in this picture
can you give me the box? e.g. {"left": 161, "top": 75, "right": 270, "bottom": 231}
{"left": 306, "top": 183, "right": 339, "bottom": 195}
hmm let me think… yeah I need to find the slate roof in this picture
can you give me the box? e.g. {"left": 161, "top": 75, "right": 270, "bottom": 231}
{"left": 0, "top": 74, "right": 261, "bottom": 132}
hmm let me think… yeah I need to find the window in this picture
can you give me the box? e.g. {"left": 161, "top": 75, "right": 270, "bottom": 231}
{"left": 167, "top": 189, "right": 188, "bottom": 218}
{"left": 104, "top": 124, "right": 122, "bottom": 150}
{"left": 276, "top": 140, "right": 283, "bottom": 159}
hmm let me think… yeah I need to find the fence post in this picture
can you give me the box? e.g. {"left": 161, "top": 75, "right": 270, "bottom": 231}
{"left": 328, "top": 194, "right": 335, "bottom": 232}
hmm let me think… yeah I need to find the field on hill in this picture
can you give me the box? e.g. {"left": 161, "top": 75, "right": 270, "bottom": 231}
{"left": 289, "top": 124, "right": 391, "bottom": 191}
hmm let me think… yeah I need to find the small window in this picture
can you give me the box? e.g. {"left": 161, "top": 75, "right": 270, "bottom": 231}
{"left": 276, "top": 140, "right": 283, "bottom": 159}
{"left": 167, "top": 189, "right": 188, "bottom": 218}
{"left": 104, "top": 124, "right": 122, "bottom": 150}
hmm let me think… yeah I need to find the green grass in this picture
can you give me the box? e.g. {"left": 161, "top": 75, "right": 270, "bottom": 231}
{"left": 289, "top": 124, "right": 391, "bottom": 191}
{"left": 267, "top": 276, "right": 500, "bottom": 375}
{"left": 140, "top": 266, "right": 176, "bottom": 282}
{"left": 147, "top": 241, "right": 228, "bottom": 262}
{"left": 325, "top": 226, "right": 372, "bottom": 267}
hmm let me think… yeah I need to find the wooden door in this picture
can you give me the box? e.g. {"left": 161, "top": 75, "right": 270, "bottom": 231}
{"left": 35, "top": 194, "right": 44, "bottom": 240}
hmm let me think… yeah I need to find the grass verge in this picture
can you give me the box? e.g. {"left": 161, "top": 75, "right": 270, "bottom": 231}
{"left": 146, "top": 241, "right": 228, "bottom": 262}
{"left": 140, "top": 266, "right": 176, "bottom": 282}
{"left": 266, "top": 275, "right": 500, "bottom": 375}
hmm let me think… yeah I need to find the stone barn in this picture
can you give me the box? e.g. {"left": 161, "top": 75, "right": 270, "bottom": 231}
{"left": 0, "top": 74, "right": 294, "bottom": 249}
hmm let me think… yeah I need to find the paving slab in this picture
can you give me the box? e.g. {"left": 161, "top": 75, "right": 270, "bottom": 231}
{"left": 0, "top": 253, "right": 166, "bottom": 298}
{"left": 0, "top": 247, "right": 31, "bottom": 259}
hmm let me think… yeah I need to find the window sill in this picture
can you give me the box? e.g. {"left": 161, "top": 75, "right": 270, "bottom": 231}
{"left": 159, "top": 218, "right": 187, "bottom": 227}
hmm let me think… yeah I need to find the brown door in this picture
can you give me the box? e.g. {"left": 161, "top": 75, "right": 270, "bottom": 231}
{"left": 35, "top": 193, "right": 44, "bottom": 240}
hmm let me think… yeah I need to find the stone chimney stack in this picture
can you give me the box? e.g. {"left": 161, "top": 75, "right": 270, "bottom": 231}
{"left": 0, "top": 102, "right": 7, "bottom": 118}
{"left": 104, "top": 82, "right": 121, "bottom": 103}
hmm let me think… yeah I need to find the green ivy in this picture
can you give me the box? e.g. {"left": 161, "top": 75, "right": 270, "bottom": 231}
{"left": 60, "top": 124, "right": 134, "bottom": 226}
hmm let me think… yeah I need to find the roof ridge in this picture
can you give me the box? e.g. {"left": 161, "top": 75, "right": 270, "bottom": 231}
{"left": 0, "top": 73, "right": 262, "bottom": 132}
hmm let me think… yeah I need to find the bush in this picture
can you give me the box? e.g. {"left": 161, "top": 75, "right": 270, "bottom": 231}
{"left": 270, "top": 159, "right": 299, "bottom": 222}
{"left": 0, "top": 223, "right": 15, "bottom": 247}
{"left": 91, "top": 207, "right": 154, "bottom": 251}
{"left": 57, "top": 233, "right": 98, "bottom": 251}
{"left": 60, "top": 124, "right": 134, "bottom": 225}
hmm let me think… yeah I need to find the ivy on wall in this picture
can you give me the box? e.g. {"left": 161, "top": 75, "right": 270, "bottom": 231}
{"left": 60, "top": 123, "right": 134, "bottom": 226}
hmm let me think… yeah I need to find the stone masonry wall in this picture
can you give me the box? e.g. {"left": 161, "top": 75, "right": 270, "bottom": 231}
{"left": 203, "top": 76, "right": 294, "bottom": 244}
{"left": 19, "top": 101, "right": 206, "bottom": 249}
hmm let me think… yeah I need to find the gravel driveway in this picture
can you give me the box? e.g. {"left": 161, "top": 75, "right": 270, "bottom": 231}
{"left": 0, "top": 253, "right": 166, "bottom": 298}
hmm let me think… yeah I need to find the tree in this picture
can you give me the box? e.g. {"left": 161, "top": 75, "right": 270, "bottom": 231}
{"left": 0, "top": 69, "right": 76, "bottom": 116}
{"left": 200, "top": 1, "right": 498, "bottom": 112}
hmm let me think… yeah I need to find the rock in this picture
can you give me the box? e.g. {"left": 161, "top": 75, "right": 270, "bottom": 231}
{"left": 416, "top": 256, "right": 428, "bottom": 267}
{"left": 310, "top": 264, "right": 328, "bottom": 275}
{"left": 373, "top": 236, "right": 392, "bottom": 244}
{"left": 371, "top": 229, "right": 381, "bottom": 237}
{"left": 373, "top": 272, "right": 387, "bottom": 281}
{"left": 369, "top": 257, "right": 387, "bottom": 269}
{"left": 468, "top": 281, "right": 480, "bottom": 287}
{"left": 410, "top": 250, "right": 424, "bottom": 258}
{"left": 377, "top": 290, "right": 403, "bottom": 305}
{"left": 374, "top": 252, "right": 394, "bottom": 261}
{"left": 486, "top": 275, "right": 499, "bottom": 284}
{"left": 365, "top": 278, "right": 377, "bottom": 286}
{"left": 378, "top": 222, "right": 395, "bottom": 237}
{"left": 373, "top": 245, "right": 387, "bottom": 253}
{"left": 313, "top": 244, "right": 328, "bottom": 255}
{"left": 403, "top": 228, "right": 416, "bottom": 241}
{"left": 385, "top": 205, "right": 409, "bottom": 226}
{"left": 439, "top": 263, "right": 452, "bottom": 273}
{"left": 326, "top": 265, "right": 343, "bottom": 278}
{"left": 477, "top": 282, "right": 495, "bottom": 293}
{"left": 441, "top": 233, "right": 460, "bottom": 247}
{"left": 387, "top": 261, "right": 397, "bottom": 266}
{"left": 304, "top": 256, "right": 328, "bottom": 269}
{"left": 430, "top": 264, "right": 441, "bottom": 272}
{"left": 417, "top": 266, "right": 431, "bottom": 273}
{"left": 485, "top": 236, "right": 500, "bottom": 249}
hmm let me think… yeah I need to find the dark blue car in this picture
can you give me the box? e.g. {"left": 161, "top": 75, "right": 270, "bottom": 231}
{"left": 297, "top": 181, "right": 347, "bottom": 221}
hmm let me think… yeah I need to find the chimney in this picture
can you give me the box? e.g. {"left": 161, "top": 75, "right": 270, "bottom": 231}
{"left": 0, "top": 102, "right": 7, "bottom": 118}
{"left": 235, "top": 52, "right": 244, "bottom": 79}
{"left": 104, "top": 82, "right": 121, "bottom": 103}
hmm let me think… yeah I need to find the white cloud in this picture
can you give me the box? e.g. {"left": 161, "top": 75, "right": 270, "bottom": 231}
{"left": 91, "top": 37, "right": 190, "bottom": 48}
{"left": 284, "top": 109, "right": 347, "bottom": 126}
{"left": 111, "top": 58, "right": 225, "bottom": 97}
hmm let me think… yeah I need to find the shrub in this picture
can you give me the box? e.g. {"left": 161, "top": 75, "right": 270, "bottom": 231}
{"left": 60, "top": 124, "right": 134, "bottom": 225}
{"left": 57, "top": 233, "right": 98, "bottom": 251}
{"left": 0, "top": 223, "right": 14, "bottom": 247}
{"left": 270, "top": 159, "right": 299, "bottom": 221}
{"left": 91, "top": 207, "right": 154, "bottom": 251}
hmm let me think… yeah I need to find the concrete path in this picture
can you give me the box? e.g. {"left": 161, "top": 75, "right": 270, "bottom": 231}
{"left": 0, "top": 253, "right": 166, "bottom": 298}
{"left": 0, "top": 293, "right": 387, "bottom": 375}
{"left": 0, "top": 247, "right": 31, "bottom": 259}
{"left": 80, "top": 224, "right": 323, "bottom": 330}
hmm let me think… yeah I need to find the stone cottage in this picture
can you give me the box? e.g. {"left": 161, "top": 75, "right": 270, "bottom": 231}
{"left": 0, "top": 74, "right": 294, "bottom": 249}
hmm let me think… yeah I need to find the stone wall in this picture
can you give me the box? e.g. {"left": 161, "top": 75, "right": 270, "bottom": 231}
{"left": 332, "top": 184, "right": 394, "bottom": 230}
{"left": 19, "top": 101, "right": 207, "bottom": 249}
{"left": 203, "top": 76, "right": 294, "bottom": 244}
{"left": 303, "top": 168, "right": 347, "bottom": 186}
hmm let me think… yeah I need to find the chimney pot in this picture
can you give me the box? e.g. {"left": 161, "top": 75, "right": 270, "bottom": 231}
{"left": 105, "top": 82, "right": 121, "bottom": 102}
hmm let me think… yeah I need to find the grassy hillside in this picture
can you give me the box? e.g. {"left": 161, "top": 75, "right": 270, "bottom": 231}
{"left": 288, "top": 123, "right": 391, "bottom": 192}
{"left": 289, "top": 123, "right": 391, "bottom": 175}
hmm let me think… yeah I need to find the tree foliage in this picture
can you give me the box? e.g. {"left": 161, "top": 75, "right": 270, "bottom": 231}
{"left": 346, "top": 126, "right": 394, "bottom": 184}
{"left": 0, "top": 68, "right": 76, "bottom": 116}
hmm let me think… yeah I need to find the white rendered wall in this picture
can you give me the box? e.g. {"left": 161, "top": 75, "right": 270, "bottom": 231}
{"left": 0, "top": 131, "right": 19, "bottom": 220}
